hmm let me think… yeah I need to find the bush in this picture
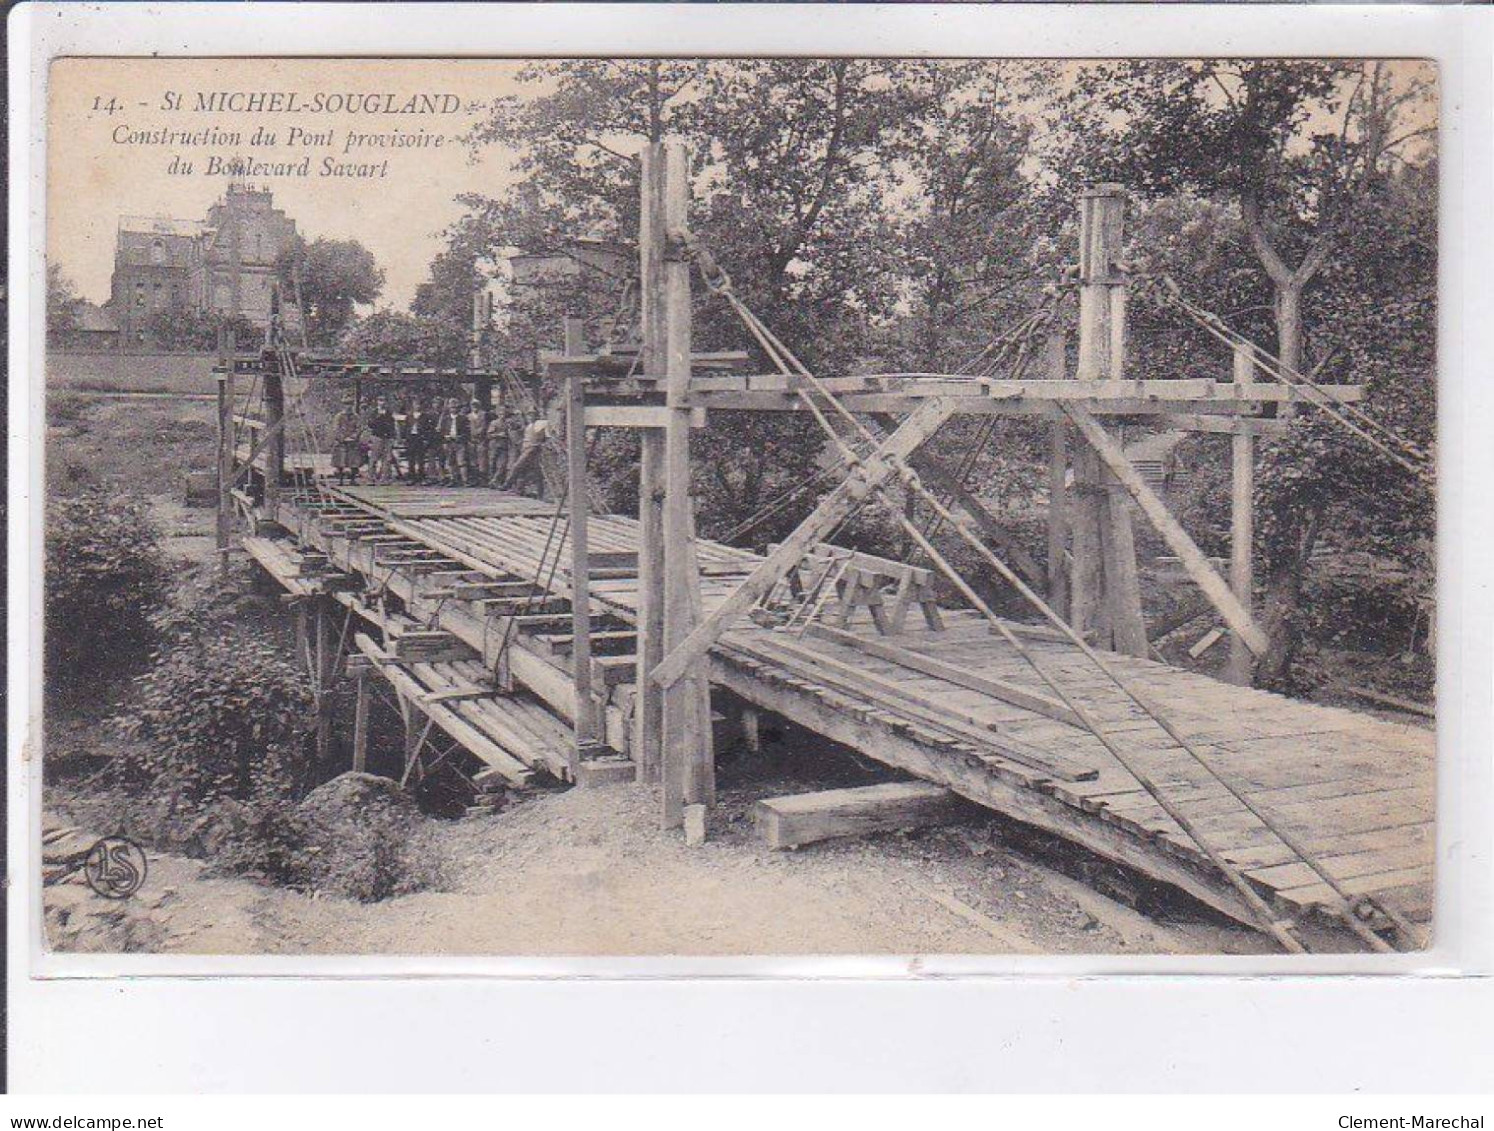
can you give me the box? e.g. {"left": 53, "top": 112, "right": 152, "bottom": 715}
{"left": 207, "top": 773, "right": 434, "bottom": 902}
{"left": 116, "top": 633, "right": 316, "bottom": 803}
{"left": 46, "top": 488, "right": 169, "bottom": 702}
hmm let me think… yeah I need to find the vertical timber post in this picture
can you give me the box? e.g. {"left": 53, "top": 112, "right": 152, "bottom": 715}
{"left": 1227, "top": 343, "right": 1257, "bottom": 686}
{"left": 1045, "top": 328, "right": 1069, "bottom": 618}
{"left": 1074, "top": 184, "right": 1147, "bottom": 657}
{"left": 314, "top": 600, "right": 333, "bottom": 764}
{"left": 565, "top": 316, "right": 596, "bottom": 771}
{"left": 633, "top": 149, "right": 666, "bottom": 785}
{"left": 352, "top": 667, "right": 370, "bottom": 773}
{"left": 656, "top": 140, "right": 714, "bottom": 831}
{"left": 216, "top": 327, "right": 235, "bottom": 581}
{"left": 264, "top": 351, "right": 286, "bottom": 518}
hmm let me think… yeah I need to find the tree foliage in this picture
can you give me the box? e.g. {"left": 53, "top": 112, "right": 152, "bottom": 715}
{"left": 277, "top": 236, "right": 385, "bottom": 346}
{"left": 117, "top": 632, "right": 316, "bottom": 803}
{"left": 46, "top": 489, "right": 169, "bottom": 702}
{"left": 46, "top": 264, "right": 83, "bottom": 342}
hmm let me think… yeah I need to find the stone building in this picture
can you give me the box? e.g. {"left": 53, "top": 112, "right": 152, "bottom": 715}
{"left": 108, "top": 184, "right": 301, "bottom": 348}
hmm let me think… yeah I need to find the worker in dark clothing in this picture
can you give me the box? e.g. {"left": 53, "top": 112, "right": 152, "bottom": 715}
{"left": 405, "top": 397, "right": 433, "bottom": 484}
{"left": 366, "top": 395, "right": 399, "bottom": 483}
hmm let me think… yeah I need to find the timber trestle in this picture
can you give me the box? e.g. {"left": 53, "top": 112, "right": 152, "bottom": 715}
{"left": 222, "top": 145, "right": 1434, "bottom": 953}
{"left": 242, "top": 480, "right": 1433, "bottom": 952}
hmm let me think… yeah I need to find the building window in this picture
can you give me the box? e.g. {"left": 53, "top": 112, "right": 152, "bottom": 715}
{"left": 150, "top": 239, "right": 165, "bottom": 265}
{"left": 135, "top": 282, "right": 146, "bottom": 308}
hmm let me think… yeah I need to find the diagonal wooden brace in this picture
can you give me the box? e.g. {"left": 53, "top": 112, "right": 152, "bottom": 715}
{"left": 230, "top": 415, "right": 290, "bottom": 488}
{"left": 1064, "top": 404, "right": 1269, "bottom": 657}
{"left": 649, "top": 396, "right": 958, "bottom": 690}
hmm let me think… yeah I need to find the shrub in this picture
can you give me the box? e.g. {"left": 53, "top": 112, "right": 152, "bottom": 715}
{"left": 116, "top": 633, "right": 316, "bottom": 803}
{"left": 46, "top": 488, "right": 169, "bottom": 702}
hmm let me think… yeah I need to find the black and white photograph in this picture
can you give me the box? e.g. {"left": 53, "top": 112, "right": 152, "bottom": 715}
{"left": 38, "top": 53, "right": 1440, "bottom": 959}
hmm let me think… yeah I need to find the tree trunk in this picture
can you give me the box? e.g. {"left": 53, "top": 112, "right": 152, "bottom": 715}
{"left": 1254, "top": 507, "right": 1324, "bottom": 690}
{"left": 1275, "top": 279, "right": 1304, "bottom": 375}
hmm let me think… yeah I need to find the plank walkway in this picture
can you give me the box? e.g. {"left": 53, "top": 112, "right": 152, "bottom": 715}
{"left": 256, "top": 484, "right": 1434, "bottom": 944}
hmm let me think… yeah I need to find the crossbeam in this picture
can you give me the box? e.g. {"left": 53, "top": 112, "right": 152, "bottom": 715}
{"left": 649, "top": 396, "right": 959, "bottom": 690}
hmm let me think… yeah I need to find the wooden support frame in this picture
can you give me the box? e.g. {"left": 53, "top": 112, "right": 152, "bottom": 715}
{"left": 263, "top": 353, "right": 287, "bottom": 512}
{"left": 1065, "top": 404, "right": 1270, "bottom": 657}
{"left": 564, "top": 316, "right": 597, "bottom": 771}
{"left": 1227, "top": 344, "right": 1258, "bottom": 685}
{"left": 352, "top": 667, "right": 371, "bottom": 773}
{"left": 649, "top": 395, "right": 959, "bottom": 691}
{"left": 1072, "top": 185, "right": 1147, "bottom": 657}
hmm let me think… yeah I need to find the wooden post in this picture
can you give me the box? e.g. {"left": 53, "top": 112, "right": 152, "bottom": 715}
{"left": 653, "top": 141, "right": 715, "bottom": 829}
{"left": 264, "top": 353, "right": 286, "bottom": 516}
{"left": 565, "top": 316, "right": 596, "bottom": 769}
{"left": 1073, "top": 185, "right": 1146, "bottom": 656}
{"left": 1227, "top": 343, "right": 1257, "bottom": 685}
{"left": 1045, "top": 329, "right": 1069, "bottom": 618}
{"left": 740, "top": 704, "right": 761, "bottom": 756}
{"left": 216, "top": 328, "right": 235, "bottom": 581}
{"left": 634, "top": 150, "right": 667, "bottom": 785}
{"left": 314, "top": 600, "right": 333, "bottom": 764}
{"left": 352, "top": 668, "right": 370, "bottom": 773}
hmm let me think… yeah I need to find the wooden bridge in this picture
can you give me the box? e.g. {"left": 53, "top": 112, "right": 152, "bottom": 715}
{"left": 221, "top": 145, "right": 1434, "bottom": 953}
{"left": 243, "top": 481, "right": 1433, "bottom": 948}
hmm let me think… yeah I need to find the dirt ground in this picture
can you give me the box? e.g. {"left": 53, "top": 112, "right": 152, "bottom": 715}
{"left": 44, "top": 778, "right": 1270, "bottom": 957}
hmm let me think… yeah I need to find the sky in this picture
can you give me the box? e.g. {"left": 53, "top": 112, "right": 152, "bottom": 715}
{"left": 48, "top": 57, "right": 1436, "bottom": 312}
{"left": 48, "top": 58, "right": 534, "bottom": 309}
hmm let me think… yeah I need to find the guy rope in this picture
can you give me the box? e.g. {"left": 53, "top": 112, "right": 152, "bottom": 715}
{"left": 657, "top": 227, "right": 1418, "bottom": 953}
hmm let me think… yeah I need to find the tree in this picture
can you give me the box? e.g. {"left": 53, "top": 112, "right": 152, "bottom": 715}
{"left": 462, "top": 58, "right": 936, "bottom": 532}
{"left": 47, "top": 264, "right": 83, "bottom": 343}
{"left": 892, "top": 62, "right": 1046, "bottom": 372}
{"left": 1073, "top": 60, "right": 1434, "bottom": 374}
{"left": 276, "top": 236, "right": 384, "bottom": 346}
{"left": 1071, "top": 60, "right": 1436, "bottom": 686}
{"left": 340, "top": 309, "right": 449, "bottom": 367}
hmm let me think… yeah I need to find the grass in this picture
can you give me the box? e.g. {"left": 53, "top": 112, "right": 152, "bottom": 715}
{"left": 47, "top": 391, "right": 218, "bottom": 499}
{"left": 47, "top": 351, "right": 220, "bottom": 395}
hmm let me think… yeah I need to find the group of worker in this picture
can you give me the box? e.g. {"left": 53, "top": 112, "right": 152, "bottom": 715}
{"left": 329, "top": 390, "right": 549, "bottom": 494}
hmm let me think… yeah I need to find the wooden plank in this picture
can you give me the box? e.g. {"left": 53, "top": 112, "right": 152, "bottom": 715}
{"left": 707, "top": 656, "right": 1257, "bottom": 926}
{"left": 755, "top": 782, "right": 973, "bottom": 849}
{"left": 1067, "top": 404, "right": 1270, "bottom": 656}
{"left": 804, "top": 623, "right": 1084, "bottom": 728}
{"left": 757, "top": 636, "right": 1097, "bottom": 782}
{"left": 354, "top": 634, "right": 534, "bottom": 786}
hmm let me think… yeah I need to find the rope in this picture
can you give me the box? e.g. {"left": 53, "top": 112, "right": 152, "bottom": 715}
{"left": 1137, "top": 273, "right": 1430, "bottom": 478}
{"left": 678, "top": 229, "right": 1400, "bottom": 952}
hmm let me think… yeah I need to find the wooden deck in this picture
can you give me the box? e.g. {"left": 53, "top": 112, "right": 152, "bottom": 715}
{"left": 252, "top": 483, "right": 1434, "bottom": 946}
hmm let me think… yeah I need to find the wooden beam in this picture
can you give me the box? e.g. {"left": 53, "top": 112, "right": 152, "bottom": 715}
{"left": 1065, "top": 404, "right": 1270, "bottom": 656}
{"left": 585, "top": 405, "right": 706, "bottom": 429}
{"left": 755, "top": 782, "right": 972, "bottom": 850}
{"left": 649, "top": 395, "right": 958, "bottom": 691}
{"left": 565, "top": 317, "right": 597, "bottom": 766}
{"left": 1165, "top": 413, "right": 1291, "bottom": 437}
{"left": 804, "top": 623, "right": 1084, "bottom": 728}
{"left": 651, "top": 140, "right": 715, "bottom": 826}
{"left": 1227, "top": 349, "right": 1257, "bottom": 685}
{"left": 352, "top": 668, "right": 370, "bottom": 773}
